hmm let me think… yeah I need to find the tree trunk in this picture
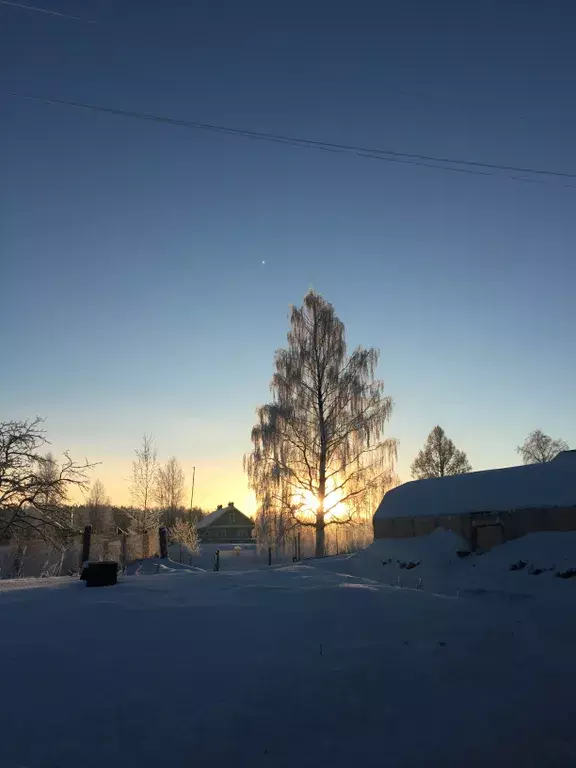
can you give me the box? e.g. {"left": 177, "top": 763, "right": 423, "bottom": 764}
{"left": 315, "top": 511, "right": 325, "bottom": 557}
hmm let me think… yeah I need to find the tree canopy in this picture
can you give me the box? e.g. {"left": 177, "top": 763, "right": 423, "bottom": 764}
{"left": 516, "top": 429, "right": 569, "bottom": 464}
{"left": 411, "top": 426, "right": 472, "bottom": 479}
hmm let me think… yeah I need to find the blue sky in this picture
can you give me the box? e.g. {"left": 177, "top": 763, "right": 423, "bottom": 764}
{"left": 1, "top": 3, "right": 575, "bottom": 509}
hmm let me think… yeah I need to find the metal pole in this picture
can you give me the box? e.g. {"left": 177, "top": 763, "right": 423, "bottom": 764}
{"left": 159, "top": 526, "right": 168, "bottom": 559}
{"left": 80, "top": 525, "right": 92, "bottom": 567}
{"left": 189, "top": 466, "right": 196, "bottom": 519}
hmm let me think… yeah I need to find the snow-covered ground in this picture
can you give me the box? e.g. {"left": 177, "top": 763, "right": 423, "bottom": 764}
{"left": 1, "top": 538, "right": 576, "bottom": 767}
{"left": 169, "top": 541, "right": 271, "bottom": 571}
{"left": 313, "top": 529, "right": 576, "bottom": 599}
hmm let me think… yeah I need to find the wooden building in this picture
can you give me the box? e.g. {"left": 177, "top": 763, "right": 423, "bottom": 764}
{"left": 197, "top": 502, "right": 255, "bottom": 544}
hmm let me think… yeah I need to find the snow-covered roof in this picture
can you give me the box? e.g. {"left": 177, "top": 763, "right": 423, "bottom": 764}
{"left": 374, "top": 450, "right": 576, "bottom": 520}
{"left": 196, "top": 508, "right": 228, "bottom": 529}
{"left": 196, "top": 504, "right": 252, "bottom": 530}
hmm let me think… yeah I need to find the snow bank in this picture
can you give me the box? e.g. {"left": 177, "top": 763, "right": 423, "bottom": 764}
{"left": 314, "top": 529, "right": 576, "bottom": 599}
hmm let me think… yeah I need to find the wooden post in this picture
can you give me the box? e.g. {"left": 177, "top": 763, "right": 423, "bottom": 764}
{"left": 268, "top": 546, "right": 272, "bottom": 566}
{"left": 80, "top": 525, "right": 92, "bottom": 570}
{"left": 213, "top": 549, "right": 220, "bottom": 572}
{"left": 159, "top": 527, "right": 168, "bottom": 559}
{"left": 120, "top": 534, "right": 127, "bottom": 570}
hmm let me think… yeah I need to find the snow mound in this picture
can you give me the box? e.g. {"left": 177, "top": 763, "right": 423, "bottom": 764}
{"left": 313, "top": 529, "right": 576, "bottom": 599}
{"left": 313, "top": 529, "right": 465, "bottom": 580}
{"left": 478, "top": 530, "right": 576, "bottom": 568}
{"left": 469, "top": 531, "right": 576, "bottom": 582}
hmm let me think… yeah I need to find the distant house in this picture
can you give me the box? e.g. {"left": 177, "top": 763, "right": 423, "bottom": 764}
{"left": 374, "top": 450, "right": 576, "bottom": 551}
{"left": 196, "top": 502, "right": 254, "bottom": 543}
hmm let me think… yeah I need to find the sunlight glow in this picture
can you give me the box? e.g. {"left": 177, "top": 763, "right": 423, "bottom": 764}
{"left": 292, "top": 481, "right": 348, "bottom": 522}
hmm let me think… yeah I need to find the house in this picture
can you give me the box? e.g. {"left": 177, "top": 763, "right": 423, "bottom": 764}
{"left": 196, "top": 502, "right": 255, "bottom": 543}
{"left": 373, "top": 450, "right": 576, "bottom": 551}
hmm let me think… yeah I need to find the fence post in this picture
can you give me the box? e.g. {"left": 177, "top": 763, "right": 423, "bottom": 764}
{"left": 268, "top": 546, "right": 272, "bottom": 566}
{"left": 213, "top": 549, "right": 220, "bottom": 571}
{"left": 80, "top": 525, "right": 92, "bottom": 570}
{"left": 121, "top": 534, "right": 127, "bottom": 570}
{"left": 159, "top": 527, "right": 168, "bottom": 559}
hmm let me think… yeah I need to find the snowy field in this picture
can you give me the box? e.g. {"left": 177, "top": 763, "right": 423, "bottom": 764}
{"left": 2, "top": 537, "right": 576, "bottom": 767}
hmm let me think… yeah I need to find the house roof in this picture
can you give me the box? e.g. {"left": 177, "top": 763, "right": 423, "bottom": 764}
{"left": 196, "top": 508, "right": 228, "bottom": 529}
{"left": 196, "top": 503, "right": 253, "bottom": 530}
{"left": 374, "top": 450, "right": 576, "bottom": 520}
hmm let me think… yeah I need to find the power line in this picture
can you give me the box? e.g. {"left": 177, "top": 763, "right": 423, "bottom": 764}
{"left": 0, "top": 7, "right": 568, "bottom": 135}
{"left": 6, "top": 92, "right": 576, "bottom": 186}
{"left": 0, "top": 0, "right": 566, "bottom": 134}
{"left": 0, "top": 0, "right": 96, "bottom": 23}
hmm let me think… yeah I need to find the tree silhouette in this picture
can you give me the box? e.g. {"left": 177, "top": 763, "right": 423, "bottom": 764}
{"left": 516, "top": 429, "right": 569, "bottom": 464}
{"left": 245, "top": 291, "right": 396, "bottom": 557}
{"left": 411, "top": 426, "right": 472, "bottom": 479}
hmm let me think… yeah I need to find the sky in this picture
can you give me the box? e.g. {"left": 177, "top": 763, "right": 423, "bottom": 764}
{"left": 1, "top": 1, "right": 575, "bottom": 513}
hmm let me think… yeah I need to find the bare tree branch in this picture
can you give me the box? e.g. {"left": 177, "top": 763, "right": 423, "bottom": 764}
{"left": 0, "top": 418, "right": 96, "bottom": 545}
{"left": 156, "top": 456, "right": 185, "bottom": 526}
{"left": 127, "top": 434, "right": 161, "bottom": 533}
{"left": 516, "top": 429, "right": 569, "bottom": 464}
{"left": 169, "top": 518, "right": 200, "bottom": 555}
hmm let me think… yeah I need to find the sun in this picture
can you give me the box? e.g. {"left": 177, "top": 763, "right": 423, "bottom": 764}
{"left": 296, "top": 489, "right": 320, "bottom": 513}
{"left": 292, "top": 482, "right": 348, "bottom": 522}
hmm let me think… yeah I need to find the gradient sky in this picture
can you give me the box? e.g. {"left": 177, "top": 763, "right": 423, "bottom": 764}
{"left": 1, "top": 2, "right": 575, "bottom": 513}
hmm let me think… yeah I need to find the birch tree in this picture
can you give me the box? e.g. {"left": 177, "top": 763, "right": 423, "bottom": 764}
{"left": 128, "top": 434, "right": 161, "bottom": 533}
{"left": 169, "top": 518, "right": 200, "bottom": 556}
{"left": 86, "top": 478, "right": 113, "bottom": 532}
{"left": 36, "top": 452, "right": 62, "bottom": 508}
{"left": 156, "top": 457, "right": 185, "bottom": 525}
{"left": 516, "top": 429, "right": 569, "bottom": 464}
{"left": 245, "top": 290, "right": 397, "bottom": 557}
{"left": 411, "top": 426, "right": 472, "bottom": 479}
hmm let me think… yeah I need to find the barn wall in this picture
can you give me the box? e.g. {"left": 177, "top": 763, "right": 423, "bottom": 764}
{"left": 374, "top": 506, "right": 576, "bottom": 551}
